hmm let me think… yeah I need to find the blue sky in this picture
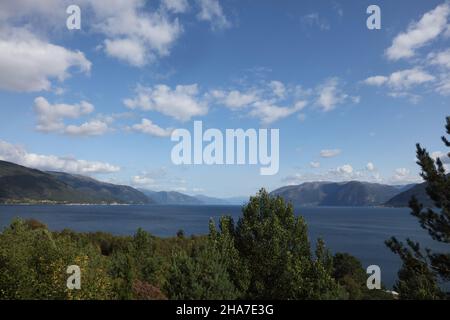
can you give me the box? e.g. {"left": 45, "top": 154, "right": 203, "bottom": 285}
{"left": 0, "top": 0, "right": 449, "bottom": 197}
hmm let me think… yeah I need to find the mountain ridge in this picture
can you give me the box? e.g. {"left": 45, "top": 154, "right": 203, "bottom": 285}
{"left": 270, "top": 181, "right": 406, "bottom": 207}
{"left": 0, "top": 160, "right": 150, "bottom": 204}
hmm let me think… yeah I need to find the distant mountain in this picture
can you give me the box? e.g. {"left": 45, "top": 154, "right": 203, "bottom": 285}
{"left": 270, "top": 181, "right": 403, "bottom": 207}
{"left": 194, "top": 195, "right": 230, "bottom": 205}
{"left": 193, "top": 195, "right": 248, "bottom": 205}
{"left": 140, "top": 189, "right": 202, "bottom": 205}
{"left": 139, "top": 190, "right": 247, "bottom": 205}
{"left": 0, "top": 160, "right": 150, "bottom": 204}
{"left": 222, "top": 196, "right": 249, "bottom": 205}
{"left": 384, "top": 182, "right": 432, "bottom": 207}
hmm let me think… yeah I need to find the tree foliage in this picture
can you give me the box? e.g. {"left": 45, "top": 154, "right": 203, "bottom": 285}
{"left": 386, "top": 116, "right": 450, "bottom": 299}
{"left": 209, "top": 189, "right": 344, "bottom": 299}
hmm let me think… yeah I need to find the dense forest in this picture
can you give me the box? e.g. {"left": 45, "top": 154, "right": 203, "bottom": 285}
{"left": 0, "top": 189, "right": 393, "bottom": 300}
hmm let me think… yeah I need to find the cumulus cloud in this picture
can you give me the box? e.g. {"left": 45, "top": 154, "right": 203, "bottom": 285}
{"left": 391, "top": 167, "right": 421, "bottom": 184}
{"left": 0, "top": 139, "right": 119, "bottom": 174}
{"left": 282, "top": 164, "right": 364, "bottom": 185}
{"left": 197, "top": 0, "right": 231, "bottom": 30}
{"left": 124, "top": 84, "right": 208, "bottom": 121}
{"left": 336, "top": 164, "right": 353, "bottom": 175}
{"left": 320, "top": 149, "right": 341, "bottom": 158}
{"left": 65, "top": 120, "right": 109, "bottom": 136}
{"left": 363, "top": 76, "right": 388, "bottom": 86}
{"left": 386, "top": 2, "right": 450, "bottom": 60}
{"left": 315, "top": 78, "right": 359, "bottom": 111}
{"left": 130, "top": 118, "right": 173, "bottom": 137}
{"left": 364, "top": 68, "right": 435, "bottom": 90}
{"left": 103, "top": 38, "right": 147, "bottom": 67}
{"left": 0, "top": 0, "right": 184, "bottom": 68}
{"left": 95, "top": 3, "right": 182, "bottom": 66}
{"left": 211, "top": 89, "right": 259, "bottom": 109}
{"left": 211, "top": 81, "right": 308, "bottom": 124}
{"left": 0, "top": 28, "right": 91, "bottom": 92}
{"left": 34, "top": 97, "right": 95, "bottom": 133}
{"left": 366, "top": 162, "right": 375, "bottom": 171}
{"left": 250, "top": 99, "right": 305, "bottom": 124}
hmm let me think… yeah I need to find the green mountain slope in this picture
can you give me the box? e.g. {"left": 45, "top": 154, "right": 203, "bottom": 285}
{"left": 384, "top": 182, "right": 432, "bottom": 207}
{"left": 139, "top": 189, "right": 202, "bottom": 205}
{"left": 0, "top": 160, "right": 150, "bottom": 204}
{"left": 270, "top": 181, "right": 404, "bottom": 207}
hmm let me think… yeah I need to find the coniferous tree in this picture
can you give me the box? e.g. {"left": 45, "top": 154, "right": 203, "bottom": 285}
{"left": 386, "top": 116, "right": 450, "bottom": 299}
{"left": 210, "top": 189, "right": 343, "bottom": 299}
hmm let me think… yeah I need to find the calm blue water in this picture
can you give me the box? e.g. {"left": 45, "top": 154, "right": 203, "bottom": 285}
{"left": 0, "top": 204, "right": 447, "bottom": 288}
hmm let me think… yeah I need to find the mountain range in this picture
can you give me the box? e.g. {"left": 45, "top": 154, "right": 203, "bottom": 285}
{"left": 0, "top": 160, "right": 430, "bottom": 207}
{"left": 270, "top": 181, "right": 426, "bottom": 207}
{"left": 0, "top": 160, "right": 245, "bottom": 205}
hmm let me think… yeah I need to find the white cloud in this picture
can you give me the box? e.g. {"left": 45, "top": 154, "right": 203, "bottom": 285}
{"left": 197, "top": 0, "right": 231, "bottom": 30}
{"left": 270, "top": 81, "right": 286, "bottom": 99}
{"left": 104, "top": 38, "right": 147, "bottom": 67}
{"left": 124, "top": 84, "right": 208, "bottom": 121}
{"left": 391, "top": 167, "right": 421, "bottom": 184}
{"left": 0, "top": 1, "right": 184, "bottom": 68}
{"left": 386, "top": 3, "right": 450, "bottom": 60}
{"left": 131, "top": 118, "right": 173, "bottom": 137}
{"left": 132, "top": 175, "right": 156, "bottom": 186}
{"left": 364, "top": 76, "right": 388, "bottom": 86}
{"left": 0, "top": 27, "right": 91, "bottom": 92}
{"left": 34, "top": 97, "right": 95, "bottom": 133}
{"left": 211, "top": 89, "right": 259, "bottom": 109}
{"left": 89, "top": 0, "right": 183, "bottom": 66}
{"left": 395, "top": 168, "right": 410, "bottom": 177}
{"left": 65, "top": 120, "right": 109, "bottom": 136}
{"left": 436, "top": 73, "right": 450, "bottom": 95}
{"left": 428, "top": 49, "right": 450, "bottom": 69}
{"left": 282, "top": 164, "right": 365, "bottom": 185}
{"left": 387, "top": 69, "right": 435, "bottom": 89}
{"left": 337, "top": 164, "right": 353, "bottom": 174}
{"left": 211, "top": 81, "right": 307, "bottom": 124}
{"left": 250, "top": 99, "right": 304, "bottom": 124}
{"left": 320, "top": 149, "right": 341, "bottom": 158}
{"left": 310, "top": 161, "right": 320, "bottom": 168}
{"left": 0, "top": 140, "right": 120, "bottom": 174}
{"left": 366, "top": 162, "right": 375, "bottom": 171}
{"left": 163, "top": 0, "right": 189, "bottom": 13}
{"left": 364, "top": 68, "right": 435, "bottom": 90}
{"left": 431, "top": 151, "right": 450, "bottom": 164}
{"left": 315, "top": 78, "right": 358, "bottom": 111}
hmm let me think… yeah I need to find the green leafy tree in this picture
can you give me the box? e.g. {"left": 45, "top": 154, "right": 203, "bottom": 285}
{"left": 210, "top": 189, "right": 342, "bottom": 299}
{"left": 0, "top": 219, "right": 112, "bottom": 299}
{"left": 209, "top": 216, "right": 250, "bottom": 297}
{"left": 332, "top": 253, "right": 392, "bottom": 300}
{"left": 386, "top": 116, "right": 450, "bottom": 299}
{"left": 164, "top": 242, "right": 238, "bottom": 300}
